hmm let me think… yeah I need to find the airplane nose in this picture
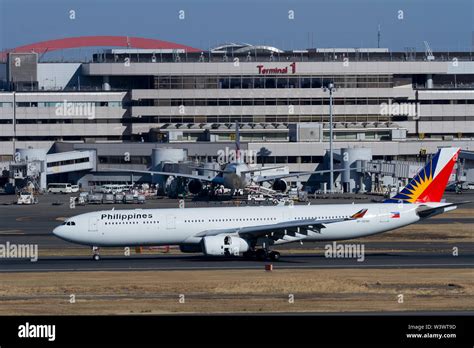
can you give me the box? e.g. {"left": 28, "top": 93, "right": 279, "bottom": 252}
{"left": 52, "top": 226, "right": 64, "bottom": 238}
{"left": 53, "top": 225, "right": 77, "bottom": 244}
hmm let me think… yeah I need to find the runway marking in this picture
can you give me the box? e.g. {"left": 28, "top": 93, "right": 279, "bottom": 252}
{"left": 0, "top": 230, "right": 24, "bottom": 235}
{"left": 15, "top": 217, "right": 33, "bottom": 222}
{"left": 0, "top": 263, "right": 473, "bottom": 273}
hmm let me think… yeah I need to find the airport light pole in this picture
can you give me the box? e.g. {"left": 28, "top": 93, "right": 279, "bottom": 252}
{"left": 323, "top": 83, "right": 336, "bottom": 193}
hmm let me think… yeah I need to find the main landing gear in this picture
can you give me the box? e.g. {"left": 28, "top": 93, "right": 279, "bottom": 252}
{"left": 269, "top": 251, "right": 281, "bottom": 261}
{"left": 92, "top": 246, "right": 100, "bottom": 261}
{"left": 245, "top": 249, "right": 281, "bottom": 261}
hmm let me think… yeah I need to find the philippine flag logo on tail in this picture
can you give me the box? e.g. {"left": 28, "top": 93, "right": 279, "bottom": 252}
{"left": 384, "top": 147, "right": 460, "bottom": 204}
{"left": 390, "top": 212, "right": 400, "bottom": 218}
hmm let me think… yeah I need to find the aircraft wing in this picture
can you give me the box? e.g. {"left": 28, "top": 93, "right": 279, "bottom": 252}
{"left": 252, "top": 168, "right": 347, "bottom": 183}
{"left": 194, "top": 209, "right": 368, "bottom": 239}
{"left": 190, "top": 165, "right": 289, "bottom": 175}
{"left": 240, "top": 166, "right": 288, "bottom": 174}
{"left": 100, "top": 168, "right": 216, "bottom": 182}
{"left": 187, "top": 166, "right": 233, "bottom": 174}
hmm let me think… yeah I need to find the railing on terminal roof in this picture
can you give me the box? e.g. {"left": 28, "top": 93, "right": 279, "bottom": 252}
{"left": 1, "top": 49, "right": 473, "bottom": 64}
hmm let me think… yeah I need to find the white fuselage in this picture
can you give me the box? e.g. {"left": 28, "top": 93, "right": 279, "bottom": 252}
{"left": 52, "top": 203, "right": 443, "bottom": 247}
{"left": 222, "top": 162, "right": 251, "bottom": 189}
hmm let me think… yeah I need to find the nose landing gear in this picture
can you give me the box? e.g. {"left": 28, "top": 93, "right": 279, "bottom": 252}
{"left": 92, "top": 246, "right": 100, "bottom": 261}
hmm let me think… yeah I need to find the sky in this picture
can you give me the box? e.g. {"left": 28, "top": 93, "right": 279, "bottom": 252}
{"left": 1, "top": 0, "right": 473, "bottom": 54}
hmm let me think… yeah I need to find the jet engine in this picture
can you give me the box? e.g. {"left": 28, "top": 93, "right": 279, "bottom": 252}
{"left": 202, "top": 235, "right": 250, "bottom": 256}
{"left": 187, "top": 179, "right": 203, "bottom": 194}
{"left": 272, "top": 179, "right": 288, "bottom": 192}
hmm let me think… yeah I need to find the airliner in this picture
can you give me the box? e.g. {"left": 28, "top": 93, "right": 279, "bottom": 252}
{"left": 104, "top": 122, "right": 343, "bottom": 194}
{"left": 53, "top": 147, "right": 464, "bottom": 261}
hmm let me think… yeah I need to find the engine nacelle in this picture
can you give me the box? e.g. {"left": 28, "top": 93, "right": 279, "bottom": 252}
{"left": 202, "top": 235, "right": 250, "bottom": 256}
{"left": 188, "top": 179, "right": 203, "bottom": 194}
{"left": 272, "top": 179, "right": 288, "bottom": 192}
{"left": 179, "top": 244, "right": 203, "bottom": 253}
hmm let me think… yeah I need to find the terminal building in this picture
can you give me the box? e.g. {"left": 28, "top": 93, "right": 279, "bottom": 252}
{"left": 0, "top": 36, "right": 473, "bottom": 191}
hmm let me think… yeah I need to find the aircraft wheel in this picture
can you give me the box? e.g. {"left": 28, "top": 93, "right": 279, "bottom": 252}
{"left": 92, "top": 254, "right": 100, "bottom": 261}
{"left": 269, "top": 251, "right": 281, "bottom": 261}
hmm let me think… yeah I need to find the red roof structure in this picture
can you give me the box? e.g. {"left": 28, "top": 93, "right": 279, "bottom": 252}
{"left": 2, "top": 35, "right": 201, "bottom": 59}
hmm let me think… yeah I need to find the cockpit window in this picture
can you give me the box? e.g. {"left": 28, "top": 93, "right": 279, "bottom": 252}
{"left": 64, "top": 221, "right": 76, "bottom": 226}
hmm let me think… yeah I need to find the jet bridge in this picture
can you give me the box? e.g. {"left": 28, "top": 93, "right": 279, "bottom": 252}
{"left": 358, "top": 159, "right": 425, "bottom": 194}
{"left": 46, "top": 150, "right": 96, "bottom": 175}
{"left": 7, "top": 148, "right": 96, "bottom": 190}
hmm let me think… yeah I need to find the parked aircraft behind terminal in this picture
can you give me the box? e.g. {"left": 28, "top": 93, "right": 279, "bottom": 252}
{"left": 103, "top": 122, "right": 344, "bottom": 195}
{"left": 53, "top": 147, "right": 465, "bottom": 261}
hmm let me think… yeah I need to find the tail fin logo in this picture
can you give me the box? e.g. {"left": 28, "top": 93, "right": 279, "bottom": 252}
{"left": 384, "top": 147, "right": 460, "bottom": 204}
{"left": 350, "top": 209, "right": 368, "bottom": 219}
{"left": 396, "top": 163, "right": 434, "bottom": 202}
